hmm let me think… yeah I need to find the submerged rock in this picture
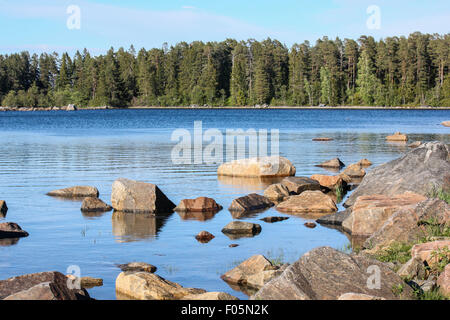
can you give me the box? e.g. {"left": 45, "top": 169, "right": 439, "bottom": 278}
{"left": 441, "top": 121, "right": 450, "bottom": 127}
{"left": 118, "top": 262, "right": 157, "bottom": 273}
{"left": 217, "top": 156, "right": 296, "bottom": 178}
{"left": 312, "top": 137, "right": 334, "bottom": 141}
{"left": 111, "top": 178, "right": 175, "bottom": 214}
{"left": 47, "top": 186, "right": 99, "bottom": 198}
{"left": 281, "top": 177, "right": 321, "bottom": 195}
{"left": 276, "top": 191, "right": 337, "bottom": 216}
{"left": 260, "top": 216, "right": 289, "bottom": 223}
{"left": 251, "top": 247, "right": 414, "bottom": 300}
{"left": 345, "top": 142, "right": 450, "bottom": 207}
{"left": 0, "top": 271, "right": 90, "bottom": 300}
{"left": 316, "top": 209, "right": 351, "bottom": 227}
{"left": 0, "top": 222, "right": 29, "bottom": 239}
{"left": 81, "top": 197, "right": 113, "bottom": 212}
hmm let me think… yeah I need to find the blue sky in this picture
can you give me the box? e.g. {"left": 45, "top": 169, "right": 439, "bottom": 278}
{"left": 0, "top": 0, "right": 449, "bottom": 55}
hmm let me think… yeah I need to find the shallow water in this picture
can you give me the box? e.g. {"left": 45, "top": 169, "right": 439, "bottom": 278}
{"left": 0, "top": 109, "right": 448, "bottom": 300}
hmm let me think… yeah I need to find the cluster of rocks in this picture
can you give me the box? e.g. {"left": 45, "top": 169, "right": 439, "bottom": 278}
{"left": 315, "top": 142, "right": 450, "bottom": 298}
{"left": 115, "top": 263, "right": 238, "bottom": 300}
{"left": 0, "top": 105, "right": 113, "bottom": 112}
{"left": 47, "top": 185, "right": 113, "bottom": 213}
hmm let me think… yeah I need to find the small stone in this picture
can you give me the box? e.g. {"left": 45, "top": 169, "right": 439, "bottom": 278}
{"left": 312, "top": 138, "right": 334, "bottom": 142}
{"left": 304, "top": 222, "right": 317, "bottom": 229}
{"left": 408, "top": 141, "right": 422, "bottom": 148}
{"left": 264, "top": 184, "right": 290, "bottom": 201}
{"left": 195, "top": 231, "right": 215, "bottom": 243}
{"left": 229, "top": 244, "right": 239, "bottom": 248}
{"left": 260, "top": 216, "right": 289, "bottom": 223}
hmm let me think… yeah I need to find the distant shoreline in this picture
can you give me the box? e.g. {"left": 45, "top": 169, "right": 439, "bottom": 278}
{"left": 1, "top": 105, "right": 450, "bottom": 112}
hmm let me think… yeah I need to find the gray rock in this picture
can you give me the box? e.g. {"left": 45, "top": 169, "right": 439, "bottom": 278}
{"left": 0, "top": 271, "right": 90, "bottom": 300}
{"left": 251, "top": 247, "right": 414, "bottom": 300}
{"left": 345, "top": 142, "right": 450, "bottom": 207}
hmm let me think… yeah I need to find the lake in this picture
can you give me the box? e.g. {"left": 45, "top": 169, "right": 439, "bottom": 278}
{"left": 0, "top": 108, "right": 449, "bottom": 300}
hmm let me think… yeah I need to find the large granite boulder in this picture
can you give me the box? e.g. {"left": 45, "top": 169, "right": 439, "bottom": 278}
{"left": 276, "top": 191, "right": 337, "bottom": 216}
{"left": 0, "top": 271, "right": 90, "bottom": 300}
{"left": 111, "top": 178, "right": 175, "bottom": 214}
{"left": 345, "top": 142, "right": 450, "bottom": 207}
{"left": 228, "top": 194, "right": 274, "bottom": 214}
{"left": 47, "top": 186, "right": 99, "bottom": 198}
{"left": 116, "top": 272, "right": 206, "bottom": 300}
{"left": 342, "top": 192, "right": 427, "bottom": 237}
{"left": 175, "top": 197, "right": 222, "bottom": 213}
{"left": 0, "top": 222, "right": 29, "bottom": 239}
{"left": 281, "top": 177, "right": 321, "bottom": 195}
{"left": 251, "top": 247, "right": 414, "bottom": 300}
{"left": 364, "top": 198, "right": 450, "bottom": 250}
{"left": 217, "top": 156, "right": 296, "bottom": 178}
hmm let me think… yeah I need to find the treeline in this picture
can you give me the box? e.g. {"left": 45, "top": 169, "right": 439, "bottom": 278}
{"left": 1, "top": 32, "right": 449, "bottom": 108}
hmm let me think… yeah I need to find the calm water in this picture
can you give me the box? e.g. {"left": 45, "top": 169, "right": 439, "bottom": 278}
{"left": 0, "top": 109, "right": 449, "bottom": 300}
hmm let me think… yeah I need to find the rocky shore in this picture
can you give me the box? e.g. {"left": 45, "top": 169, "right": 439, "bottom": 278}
{"left": 1, "top": 141, "right": 449, "bottom": 301}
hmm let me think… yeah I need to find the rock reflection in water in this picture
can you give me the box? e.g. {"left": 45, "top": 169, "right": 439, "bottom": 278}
{"left": 112, "top": 211, "right": 172, "bottom": 243}
{"left": 0, "top": 238, "right": 20, "bottom": 246}
{"left": 176, "top": 211, "right": 218, "bottom": 222}
{"left": 218, "top": 175, "right": 283, "bottom": 192}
